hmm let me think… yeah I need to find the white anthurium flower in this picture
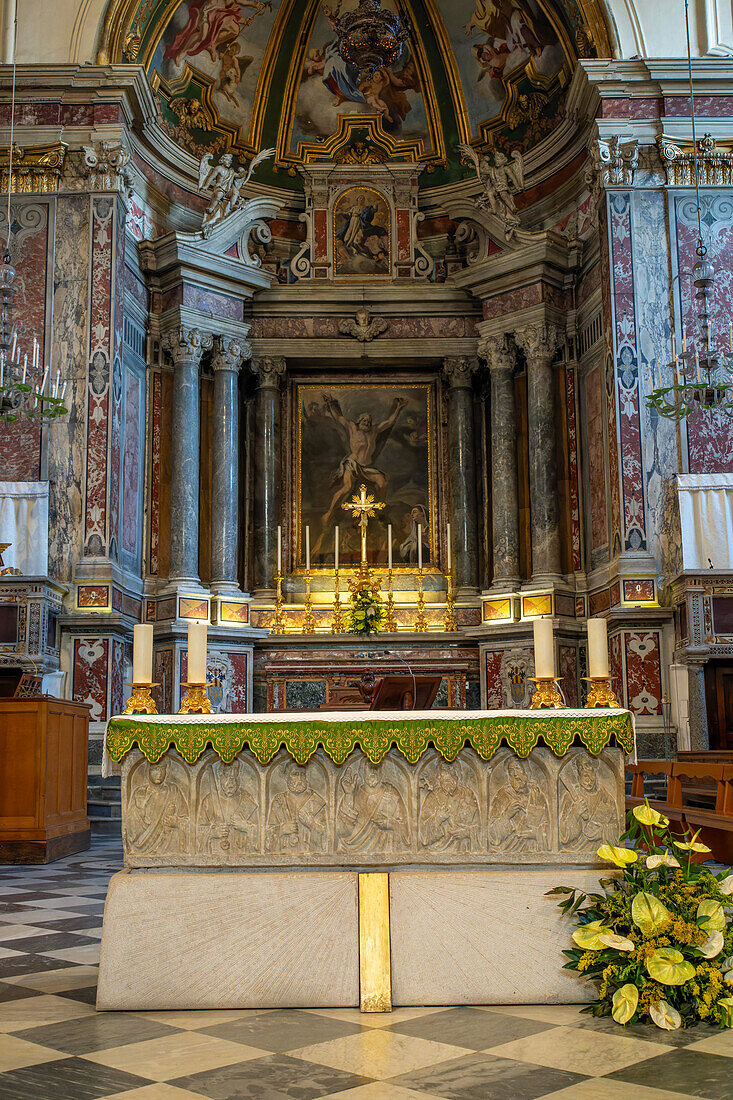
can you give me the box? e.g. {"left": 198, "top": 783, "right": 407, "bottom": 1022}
{"left": 697, "top": 931, "right": 724, "bottom": 959}
{"left": 650, "top": 1001, "right": 682, "bottom": 1031}
{"left": 598, "top": 933, "right": 635, "bottom": 952}
{"left": 722, "top": 956, "right": 733, "bottom": 974}
{"left": 718, "top": 875, "right": 733, "bottom": 896}
{"left": 646, "top": 852, "right": 680, "bottom": 870}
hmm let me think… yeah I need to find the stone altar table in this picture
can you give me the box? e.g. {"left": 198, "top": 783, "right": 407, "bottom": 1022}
{"left": 98, "top": 709, "right": 633, "bottom": 1011}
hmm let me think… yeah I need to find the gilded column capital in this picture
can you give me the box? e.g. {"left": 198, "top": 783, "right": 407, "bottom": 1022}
{"left": 251, "top": 356, "right": 286, "bottom": 389}
{"left": 211, "top": 335, "right": 251, "bottom": 373}
{"left": 442, "top": 356, "right": 478, "bottom": 389}
{"left": 162, "top": 327, "right": 214, "bottom": 365}
{"left": 479, "top": 334, "right": 515, "bottom": 373}
{"left": 514, "top": 322, "right": 563, "bottom": 367}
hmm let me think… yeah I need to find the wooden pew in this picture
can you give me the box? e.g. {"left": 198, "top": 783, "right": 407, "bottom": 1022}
{"left": 626, "top": 759, "right": 733, "bottom": 863}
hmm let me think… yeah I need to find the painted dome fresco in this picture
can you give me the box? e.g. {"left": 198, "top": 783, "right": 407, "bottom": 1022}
{"left": 108, "top": 1, "right": 610, "bottom": 187}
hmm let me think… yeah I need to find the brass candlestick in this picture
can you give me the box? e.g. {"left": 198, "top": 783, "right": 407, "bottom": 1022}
{"left": 179, "top": 681, "right": 213, "bottom": 714}
{"left": 529, "top": 677, "right": 564, "bottom": 709}
{"left": 331, "top": 568, "right": 345, "bottom": 633}
{"left": 122, "top": 682, "right": 159, "bottom": 715}
{"left": 444, "top": 569, "right": 457, "bottom": 632}
{"left": 302, "top": 569, "right": 316, "bottom": 634}
{"left": 414, "top": 570, "right": 428, "bottom": 633}
{"left": 385, "top": 567, "right": 398, "bottom": 632}
{"left": 583, "top": 677, "right": 619, "bottom": 708}
{"left": 271, "top": 569, "right": 286, "bottom": 634}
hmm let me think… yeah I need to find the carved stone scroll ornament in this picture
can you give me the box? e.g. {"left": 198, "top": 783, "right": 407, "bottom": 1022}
{"left": 198, "top": 147, "right": 275, "bottom": 236}
{"left": 479, "top": 333, "right": 515, "bottom": 374}
{"left": 162, "top": 326, "right": 214, "bottom": 366}
{"left": 338, "top": 308, "right": 388, "bottom": 342}
{"left": 588, "top": 137, "right": 638, "bottom": 189}
{"left": 658, "top": 133, "right": 733, "bottom": 187}
{"left": 211, "top": 335, "right": 251, "bottom": 373}
{"left": 514, "top": 322, "right": 564, "bottom": 367}
{"left": 82, "top": 140, "right": 133, "bottom": 196}
{"left": 459, "top": 143, "right": 524, "bottom": 236}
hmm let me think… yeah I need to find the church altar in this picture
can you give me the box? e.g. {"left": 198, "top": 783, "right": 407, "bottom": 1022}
{"left": 97, "top": 709, "right": 632, "bottom": 1011}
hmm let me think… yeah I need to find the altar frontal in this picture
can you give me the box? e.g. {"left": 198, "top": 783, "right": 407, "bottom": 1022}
{"left": 97, "top": 709, "right": 632, "bottom": 1012}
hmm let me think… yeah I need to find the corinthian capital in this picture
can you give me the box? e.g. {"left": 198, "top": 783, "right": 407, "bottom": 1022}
{"left": 251, "top": 356, "right": 286, "bottom": 388}
{"left": 479, "top": 334, "right": 515, "bottom": 373}
{"left": 514, "top": 323, "right": 563, "bottom": 366}
{"left": 162, "top": 327, "right": 214, "bottom": 364}
{"left": 211, "top": 335, "right": 251, "bottom": 373}
{"left": 442, "top": 356, "right": 478, "bottom": 389}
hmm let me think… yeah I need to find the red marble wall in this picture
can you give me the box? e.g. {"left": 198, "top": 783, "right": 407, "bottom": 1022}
{"left": 585, "top": 365, "right": 608, "bottom": 550}
{"left": 485, "top": 651, "right": 503, "bottom": 708}
{"left": 122, "top": 368, "right": 141, "bottom": 557}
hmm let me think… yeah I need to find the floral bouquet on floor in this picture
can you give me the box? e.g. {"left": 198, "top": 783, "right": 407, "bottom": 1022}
{"left": 345, "top": 576, "right": 386, "bottom": 635}
{"left": 549, "top": 802, "right": 733, "bottom": 1031}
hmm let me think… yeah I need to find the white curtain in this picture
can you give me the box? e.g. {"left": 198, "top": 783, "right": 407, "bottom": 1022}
{"left": 0, "top": 481, "right": 49, "bottom": 575}
{"left": 677, "top": 473, "right": 733, "bottom": 571}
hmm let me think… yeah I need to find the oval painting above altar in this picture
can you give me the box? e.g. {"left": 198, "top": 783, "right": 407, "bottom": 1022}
{"left": 332, "top": 187, "right": 391, "bottom": 277}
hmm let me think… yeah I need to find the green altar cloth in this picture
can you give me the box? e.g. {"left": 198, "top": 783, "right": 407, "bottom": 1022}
{"left": 105, "top": 708, "right": 634, "bottom": 767}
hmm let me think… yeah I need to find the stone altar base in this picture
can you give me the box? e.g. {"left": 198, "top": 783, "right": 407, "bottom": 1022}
{"left": 97, "top": 866, "right": 596, "bottom": 1010}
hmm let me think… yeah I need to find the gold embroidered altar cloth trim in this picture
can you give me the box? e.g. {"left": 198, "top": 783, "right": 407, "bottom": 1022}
{"left": 105, "top": 708, "right": 634, "bottom": 766}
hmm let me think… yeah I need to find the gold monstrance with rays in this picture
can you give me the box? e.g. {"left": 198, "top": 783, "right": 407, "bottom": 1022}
{"left": 342, "top": 484, "right": 385, "bottom": 582}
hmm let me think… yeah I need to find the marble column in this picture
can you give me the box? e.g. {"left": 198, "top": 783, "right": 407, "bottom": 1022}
{"left": 687, "top": 659, "right": 710, "bottom": 751}
{"left": 481, "top": 335, "right": 520, "bottom": 591}
{"left": 211, "top": 336, "right": 249, "bottom": 594}
{"left": 442, "top": 357, "right": 480, "bottom": 595}
{"left": 251, "top": 356, "right": 285, "bottom": 594}
{"left": 163, "top": 327, "right": 213, "bottom": 588}
{"left": 515, "top": 323, "right": 562, "bottom": 584}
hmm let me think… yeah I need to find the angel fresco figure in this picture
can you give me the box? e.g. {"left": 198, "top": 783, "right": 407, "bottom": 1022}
{"left": 164, "top": 0, "right": 272, "bottom": 67}
{"left": 459, "top": 143, "right": 524, "bottom": 233}
{"left": 198, "top": 147, "right": 275, "bottom": 233}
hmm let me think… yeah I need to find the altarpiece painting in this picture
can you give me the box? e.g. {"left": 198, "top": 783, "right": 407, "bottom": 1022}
{"left": 297, "top": 383, "right": 435, "bottom": 569}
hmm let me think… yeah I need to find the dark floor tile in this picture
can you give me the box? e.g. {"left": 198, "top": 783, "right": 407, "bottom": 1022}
{"left": 172, "top": 1052, "right": 373, "bottom": 1100}
{"left": 391, "top": 1052, "right": 587, "bottom": 1100}
{"left": 5, "top": 933, "right": 98, "bottom": 955}
{"left": 0, "top": 904, "right": 36, "bottom": 914}
{"left": 16, "top": 1011, "right": 180, "bottom": 1055}
{"left": 56, "top": 986, "right": 99, "bottom": 1006}
{"left": 572, "top": 1012, "right": 715, "bottom": 1047}
{"left": 29, "top": 917, "right": 103, "bottom": 933}
{"left": 0, "top": 980, "right": 43, "bottom": 1002}
{"left": 202, "top": 1008, "right": 369, "bottom": 1053}
{"left": 0, "top": 954, "right": 76, "bottom": 978}
{"left": 385, "top": 1007, "right": 554, "bottom": 1050}
{"left": 608, "top": 1049, "right": 733, "bottom": 1098}
{"left": 67, "top": 904, "right": 106, "bottom": 915}
{"left": 0, "top": 1056, "right": 150, "bottom": 1100}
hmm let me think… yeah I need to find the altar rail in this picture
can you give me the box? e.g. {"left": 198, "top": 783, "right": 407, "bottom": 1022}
{"left": 627, "top": 758, "right": 733, "bottom": 862}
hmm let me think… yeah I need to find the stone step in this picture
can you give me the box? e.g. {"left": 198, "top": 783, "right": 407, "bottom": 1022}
{"left": 88, "top": 800, "right": 121, "bottom": 819}
{"left": 90, "top": 818, "right": 122, "bottom": 836}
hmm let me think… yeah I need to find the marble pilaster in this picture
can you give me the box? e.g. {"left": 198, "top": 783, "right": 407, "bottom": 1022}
{"left": 251, "top": 356, "right": 286, "bottom": 594}
{"left": 442, "top": 357, "right": 480, "bottom": 595}
{"left": 211, "top": 336, "right": 250, "bottom": 594}
{"left": 163, "top": 327, "right": 213, "bottom": 588}
{"left": 481, "top": 335, "right": 520, "bottom": 591}
{"left": 515, "top": 323, "right": 563, "bottom": 584}
{"left": 687, "top": 660, "right": 710, "bottom": 751}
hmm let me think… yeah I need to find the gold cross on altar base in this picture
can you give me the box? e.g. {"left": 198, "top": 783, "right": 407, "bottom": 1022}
{"left": 342, "top": 484, "right": 385, "bottom": 566}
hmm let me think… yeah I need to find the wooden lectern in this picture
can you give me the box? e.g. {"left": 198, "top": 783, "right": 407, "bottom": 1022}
{"left": 370, "top": 675, "right": 441, "bottom": 711}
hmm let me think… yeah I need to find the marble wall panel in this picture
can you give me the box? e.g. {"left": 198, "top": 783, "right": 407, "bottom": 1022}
{"left": 624, "top": 630, "right": 662, "bottom": 715}
{"left": 120, "top": 744, "right": 626, "bottom": 869}
{"left": 566, "top": 367, "right": 582, "bottom": 572}
{"left": 599, "top": 201, "right": 622, "bottom": 557}
{"left": 559, "top": 645, "right": 578, "bottom": 707}
{"left": 149, "top": 371, "right": 162, "bottom": 575}
{"left": 83, "top": 197, "right": 113, "bottom": 558}
{"left": 585, "top": 364, "right": 608, "bottom": 552}
{"left": 484, "top": 651, "right": 504, "bottom": 708}
{"left": 122, "top": 367, "right": 142, "bottom": 559}
{"left": 609, "top": 632, "right": 625, "bottom": 708}
{"left": 72, "top": 637, "right": 109, "bottom": 721}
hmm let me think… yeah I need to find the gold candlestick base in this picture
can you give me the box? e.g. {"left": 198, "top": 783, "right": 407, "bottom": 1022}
{"left": 271, "top": 570, "right": 286, "bottom": 635}
{"left": 444, "top": 569, "right": 458, "bottom": 632}
{"left": 583, "top": 677, "right": 619, "bottom": 708}
{"left": 529, "top": 677, "right": 565, "bottom": 709}
{"left": 331, "top": 569, "right": 345, "bottom": 633}
{"left": 414, "top": 571, "right": 428, "bottom": 633}
{"left": 302, "top": 569, "right": 316, "bottom": 634}
{"left": 385, "top": 568, "right": 398, "bottom": 632}
{"left": 179, "top": 681, "right": 213, "bottom": 714}
{"left": 122, "top": 683, "right": 159, "bottom": 715}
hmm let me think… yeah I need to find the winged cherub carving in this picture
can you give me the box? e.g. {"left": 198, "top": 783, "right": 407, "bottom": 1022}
{"left": 338, "top": 308, "right": 388, "bottom": 343}
{"left": 198, "top": 147, "right": 275, "bottom": 234}
{"left": 459, "top": 143, "right": 525, "bottom": 233}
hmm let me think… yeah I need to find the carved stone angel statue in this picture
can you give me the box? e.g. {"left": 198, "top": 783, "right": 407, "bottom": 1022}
{"left": 459, "top": 143, "right": 525, "bottom": 231}
{"left": 198, "top": 147, "right": 275, "bottom": 235}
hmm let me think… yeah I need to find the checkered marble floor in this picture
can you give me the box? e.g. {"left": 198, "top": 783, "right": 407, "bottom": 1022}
{"left": 1, "top": 843, "right": 732, "bottom": 1100}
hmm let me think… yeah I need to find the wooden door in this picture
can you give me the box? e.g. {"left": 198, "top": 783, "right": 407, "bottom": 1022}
{"left": 710, "top": 665, "right": 733, "bottom": 751}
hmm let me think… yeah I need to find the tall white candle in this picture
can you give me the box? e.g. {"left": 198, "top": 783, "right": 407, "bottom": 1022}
{"left": 305, "top": 525, "right": 310, "bottom": 571}
{"left": 587, "top": 617, "right": 610, "bottom": 679}
{"left": 446, "top": 522, "right": 452, "bottom": 572}
{"left": 387, "top": 523, "right": 392, "bottom": 570}
{"left": 533, "top": 618, "right": 555, "bottom": 679}
{"left": 188, "top": 622, "right": 207, "bottom": 683}
{"left": 417, "top": 523, "right": 422, "bottom": 571}
{"left": 132, "top": 623, "right": 153, "bottom": 684}
{"left": 277, "top": 525, "right": 282, "bottom": 573}
{"left": 334, "top": 525, "right": 339, "bottom": 571}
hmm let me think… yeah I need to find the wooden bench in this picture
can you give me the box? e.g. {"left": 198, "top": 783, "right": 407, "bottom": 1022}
{"left": 626, "top": 760, "right": 733, "bottom": 863}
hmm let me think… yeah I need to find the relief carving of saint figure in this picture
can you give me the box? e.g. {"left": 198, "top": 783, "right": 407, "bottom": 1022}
{"left": 198, "top": 758, "right": 259, "bottom": 855}
{"left": 559, "top": 755, "right": 619, "bottom": 851}
{"left": 126, "top": 759, "right": 188, "bottom": 855}
{"left": 337, "top": 761, "right": 409, "bottom": 852}
{"left": 419, "top": 761, "right": 481, "bottom": 852}
{"left": 266, "top": 762, "right": 327, "bottom": 853}
{"left": 488, "top": 757, "right": 550, "bottom": 853}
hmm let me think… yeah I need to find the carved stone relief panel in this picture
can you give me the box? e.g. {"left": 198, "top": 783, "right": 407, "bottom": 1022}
{"left": 124, "top": 754, "right": 190, "bottom": 860}
{"left": 266, "top": 754, "right": 329, "bottom": 856}
{"left": 196, "top": 756, "right": 261, "bottom": 858}
{"left": 336, "top": 755, "right": 411, "bottom": 854}
{"left": 487, "top": 749, "right": 552, "bottom": 855}
{"left": 558, "top": 749, "right": 622, "bottom": 853}
{"left": 417, "top": 752, "right": 482, "bottom": 853}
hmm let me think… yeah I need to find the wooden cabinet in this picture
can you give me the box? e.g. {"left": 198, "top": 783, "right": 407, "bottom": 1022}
{"left": 0, "top": 698, "right": 91, "bottom": 863}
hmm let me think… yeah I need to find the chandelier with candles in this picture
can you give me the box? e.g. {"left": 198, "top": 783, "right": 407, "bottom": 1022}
{"left": 333, "top": 0, "right": 409, "bottom": 79}
{"left": 646, "top": 0, "right": 733, "bottom": 423}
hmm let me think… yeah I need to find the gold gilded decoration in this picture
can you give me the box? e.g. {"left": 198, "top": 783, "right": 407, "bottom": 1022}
{"left": 302, "top": 570, "right": 316, "bottom": 635}
{"left": 658, "top": 133, "right": 733, "bottom": 187}
{"left": 584, "top": 677, "right": 620, "bottom": 709}
{"left": 342, "top": 484, "right": 386, "bottom": 568}
{"left": 483, "top": 597, "right": 513, "bottom": 622}
{"left": 523, "top": 593, "right": 553, "bottom": 618}
{"left": 219, "top": 600, "right": 250, "bottom": 625}
{"left": 359, "top": 872, "right": 392, "bottom": 1013}
{"left": 530, "top": 678, "right": 565, "bottom": 709}
{"left": 331, "top": 570, "right": 345, "bottom": 634}
{"left": 179, "top": 682, "right": 214, "bottom": 714}
{"left": 0, "top": 143, "right": 67, "bottom": 194}
{"left": 334, "top": 140, "right": 388, "bottom": 165}
{"left": 444, "top": 569, "right": 457, "bottom": 632}
{"left": 106, "top": 710, "right": 635, "bottom": 767}
{"left": 123, "top": 683, "right": 159, "bottom": 715}
{"left": 414, "top": 571, "right": 428, "bottom": 633}
{"left": 271, "top": 570, "right": 286, "bottom": 634}
{"left": 384, "top": 568, "right": 397, "bottom": 632}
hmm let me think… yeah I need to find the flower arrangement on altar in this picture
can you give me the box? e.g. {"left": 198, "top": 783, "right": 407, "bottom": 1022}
{"left": 549, "top": 803, "right": 733, "bottom": 1031}
{"left": 346, "top": 576, "right": 386, "bottom": 635}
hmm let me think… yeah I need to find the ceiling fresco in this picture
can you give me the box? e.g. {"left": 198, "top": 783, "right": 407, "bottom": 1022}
{"left": 112, "top": 0, "right": 608, "bottom": 187}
